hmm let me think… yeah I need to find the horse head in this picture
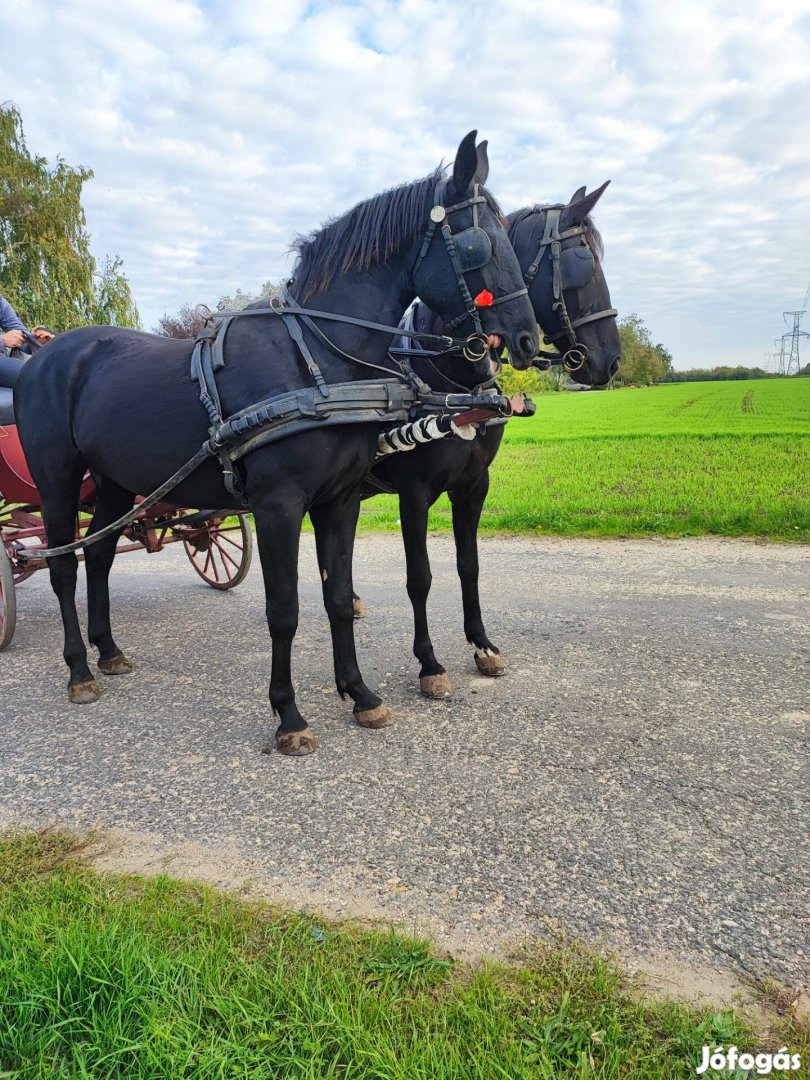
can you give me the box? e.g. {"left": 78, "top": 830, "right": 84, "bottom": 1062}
{"left": 509, "top": 183, "right": 621, "bottom": 386}
{"left": 410, "top": 132, "right": 539, "bottom": 369}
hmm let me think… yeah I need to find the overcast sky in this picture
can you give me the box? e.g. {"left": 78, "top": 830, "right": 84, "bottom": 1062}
{"left": 5, "top": 0, "right": 810, "bottom": 368}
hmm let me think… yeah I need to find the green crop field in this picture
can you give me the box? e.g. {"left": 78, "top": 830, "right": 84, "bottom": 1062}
{"left": 357, "top": 378, "right": 810, "bottom": 540}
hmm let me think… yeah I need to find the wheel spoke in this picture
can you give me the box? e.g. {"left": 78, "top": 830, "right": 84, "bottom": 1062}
{"left": 216, "top": 531, "right": 245, "bottom": 550}
{"left": 202, "top": 544, "right": 215, "bottom": 579}
{"left": 209, "top": 543, "right": 221, "bottom": 581}
{"left": 211, "top": 537, "right": 240, "bottom": 572}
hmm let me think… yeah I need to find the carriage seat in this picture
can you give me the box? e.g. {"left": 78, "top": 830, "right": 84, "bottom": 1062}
{"left": 0, "top": 354, "right": 27, "bottom": 425}
{"left": 0, "top": 353, "right": 26, "bottom": 388}
{"left": 0, "top": 387, "right": 14, "bottom": 426}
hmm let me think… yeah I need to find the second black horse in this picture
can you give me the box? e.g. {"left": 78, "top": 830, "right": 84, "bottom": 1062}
{"left": 357, "top": 182, "right": 621, "bottom": 696}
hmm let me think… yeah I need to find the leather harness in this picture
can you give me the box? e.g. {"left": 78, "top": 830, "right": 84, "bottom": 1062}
{"left": 33, "top": 180, "right": 531, "bottom": 559}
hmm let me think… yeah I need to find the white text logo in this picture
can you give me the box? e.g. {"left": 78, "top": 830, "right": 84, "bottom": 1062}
{"left": 697, "top": 1046, "right": 801, "bottom": 1075}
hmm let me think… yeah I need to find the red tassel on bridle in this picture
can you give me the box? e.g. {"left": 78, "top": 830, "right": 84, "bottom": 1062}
{"left": 474, "top": 289, "right": 494, "bottom": 307}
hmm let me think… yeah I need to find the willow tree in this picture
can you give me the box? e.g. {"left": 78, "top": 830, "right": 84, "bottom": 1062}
{"left": 0, "top": 104, "right": 139, "bottom": 330}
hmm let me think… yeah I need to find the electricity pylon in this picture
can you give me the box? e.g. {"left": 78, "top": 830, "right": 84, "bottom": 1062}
{"left": 782, "top": 281, "right": 810, "bottom": 376}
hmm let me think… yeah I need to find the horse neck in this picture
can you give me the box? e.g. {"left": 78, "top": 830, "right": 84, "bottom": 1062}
{"left": 292, "top": 259, "right": 412, "bottom": 380}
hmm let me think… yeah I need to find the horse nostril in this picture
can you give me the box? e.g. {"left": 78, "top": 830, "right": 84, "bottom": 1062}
{"left": 517, "top": 331, "right": 536, "bottom": 359}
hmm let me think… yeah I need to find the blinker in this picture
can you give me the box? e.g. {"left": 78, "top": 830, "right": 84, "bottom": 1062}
{"left": 454, "top": 227, "right": 492, "bottom": 273}
{"left": 560, "top": 245, "right": 595, "bottom": 289}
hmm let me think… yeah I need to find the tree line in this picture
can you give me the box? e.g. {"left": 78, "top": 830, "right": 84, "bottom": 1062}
{"left": 663, "top": 365, "right": 789, "bottom": 382}
{"left": 613, "top": 315, "right": 807, "bottom": 385}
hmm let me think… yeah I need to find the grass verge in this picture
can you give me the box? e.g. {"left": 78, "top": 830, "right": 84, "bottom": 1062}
{"left": 1, "top": 828, "right": 806, "bottom": 1079}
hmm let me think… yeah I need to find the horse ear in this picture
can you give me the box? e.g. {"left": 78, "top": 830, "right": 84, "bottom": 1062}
{"left": 561, "top": 180, "right": 610, "bottom": 227}
{"left": 451, "top": 130, "right": 478, "bottom": 195}
{"left": 474, "top": 139, "right": 490, "bottom": 186}
{"left": 570, "top": 186, "right": 587, "bottom": 203}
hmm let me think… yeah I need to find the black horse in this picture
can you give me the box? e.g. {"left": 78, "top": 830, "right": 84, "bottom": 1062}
{"left": 14, "top": 132, "right": 539, "bottom": 754}
{"left": 356, "top": 183, "right": 621, "bottom": 697}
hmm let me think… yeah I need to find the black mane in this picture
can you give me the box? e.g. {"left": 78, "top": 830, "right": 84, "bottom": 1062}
{"left": 291, "top": 167, "right": 444, "bottom": 300}
{"left": 508, "top": 204, "right": 603, "bottom": 262}
{"left": 291, "top": 168, "right": 507, "bottom": 300}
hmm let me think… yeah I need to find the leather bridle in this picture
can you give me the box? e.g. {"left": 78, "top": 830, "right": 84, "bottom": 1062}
{"left": 410, "top": 179, "right": 529, "bottom": 362}
{"left": 522, "top": 206, "right": 617, "bottom": 372}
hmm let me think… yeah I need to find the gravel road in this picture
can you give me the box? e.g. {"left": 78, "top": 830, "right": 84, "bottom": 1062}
{"left": 1, "top": 533, "right": 807, "bottom": 993}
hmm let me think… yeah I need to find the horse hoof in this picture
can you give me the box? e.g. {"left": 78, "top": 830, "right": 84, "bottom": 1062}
{"left": 420, "top": 672, "right": 452, "bottom": 698}
{"left": 355, "top": 703, "right": 394, "bottom": 729}
{"left": 475, "top": 651, "right": 506, "bottom": 677}
{"left": 68, "top": 679, "right": 101, "bottom": 704}
{"left": 353, "top": 597, "right": 366, "bottom": 619}
{"left": 276, "top": 727, "right": 318, "bottom": 756}
{"left": 98, "top": 653, "right": 134, "bottom": 676}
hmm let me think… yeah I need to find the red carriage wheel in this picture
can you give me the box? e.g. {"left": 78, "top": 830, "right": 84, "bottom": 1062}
{"left": 182, "top": 514, "right": 253, "bottom": 590}
{"left": 0, "top": 537, "right": 17, "bottom": 651}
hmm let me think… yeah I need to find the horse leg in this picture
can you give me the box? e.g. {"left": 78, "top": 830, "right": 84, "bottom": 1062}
{"left": 310, "top": 496, "right": 393, "bottom": 729}
{"left": 399, "top": 488, "right": 452, "bottom": 698}
{"left": 449, "top": 474, "right": 505, "bottom": 676}
{"left": 85, "top": 479, "right": 136, "bottom": 675}
{"left": 38, "top": 464, "right": 100, "bottom": 703}
{"left": 251, "top": 493, "right": 317, "bottom": 756}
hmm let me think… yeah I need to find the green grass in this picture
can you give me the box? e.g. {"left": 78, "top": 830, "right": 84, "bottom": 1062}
{"left": 2, "top": 829, "right": 806, "bottom": 1079}
{"left": 357, "top": 379, "right": 810, "bottom": 540}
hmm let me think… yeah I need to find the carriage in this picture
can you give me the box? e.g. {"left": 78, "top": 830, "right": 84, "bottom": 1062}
{"left": 0, "top": 419, "right": 253, "bottom": 651}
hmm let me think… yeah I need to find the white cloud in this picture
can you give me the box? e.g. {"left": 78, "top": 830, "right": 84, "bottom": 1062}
{"left": 3, "top": 0, "right": 809, "bottom": 366}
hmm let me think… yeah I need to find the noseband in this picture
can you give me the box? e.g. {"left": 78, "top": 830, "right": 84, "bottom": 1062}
{"left": 410, "top": 180, "right": 529, "bottom": 361}
{"left": 523, "top": 207, "right": 617, "bottom": 372}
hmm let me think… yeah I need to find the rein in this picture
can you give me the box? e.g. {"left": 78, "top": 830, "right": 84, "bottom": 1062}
{"left": 210, "top": 295, "right": 473, "bottom": 356}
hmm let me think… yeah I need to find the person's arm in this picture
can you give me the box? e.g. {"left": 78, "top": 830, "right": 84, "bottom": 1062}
{"left": 0, "top": 295, "right": 28, "bottom": 333}
{"left": 0, "top": 295, "right": 32, "bottom": 351}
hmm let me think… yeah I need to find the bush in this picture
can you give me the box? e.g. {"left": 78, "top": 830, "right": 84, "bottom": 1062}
{"left": 497, "top": 363, "right": 555, "bottom": 395}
